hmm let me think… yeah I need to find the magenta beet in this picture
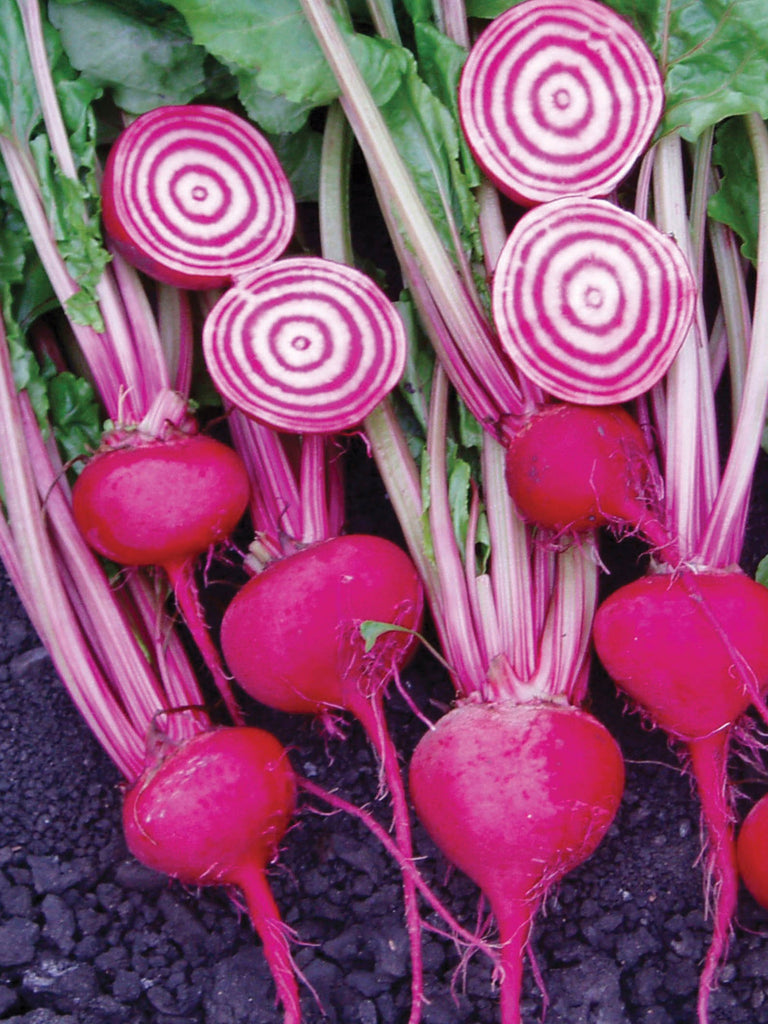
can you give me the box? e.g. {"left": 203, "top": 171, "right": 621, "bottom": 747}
{"left": 594, "top": 569, "right": 768, "bottom": 1024}
{"left": 123, "top": 727, "right": 300, "bottom": 1023}
{"left": 410, "top": 700, "right": 624, "bottom": 1024}
{"left": 72, "top": 433, "right": 250, "bottom": 722}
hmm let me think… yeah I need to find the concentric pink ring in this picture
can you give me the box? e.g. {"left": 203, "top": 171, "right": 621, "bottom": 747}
{"left": 203, "top": 257, "right": 407, "bottom": 433}
{"left": 102, "top": 105, "right": 295, "bottom": 289}
{"left": 492, "top": 197, "right": 697, "bottom": 404}
{"left": 459, "top": 0, "right": 664, "bottom": 205}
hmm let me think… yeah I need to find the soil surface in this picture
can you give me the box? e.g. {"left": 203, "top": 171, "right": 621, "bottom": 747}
{"left": 3, "top": 440, "right": 768, "bottom": 1024}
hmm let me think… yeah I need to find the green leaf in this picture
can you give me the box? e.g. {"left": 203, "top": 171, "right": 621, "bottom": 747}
{"left": 47, "top": 369, "right": 102, "bottom": 464}
{"left": 29, "top": 133, "right": 109, "bottom": 330}
{"left": 400, "top": 0, "right": 436, "bottom": 20}
{"left": 457, "top": 398, "right": 485, "bottom": 452}
{"left": 756, "top": 552, "right": 768, "bottom": 588}
{"left": 0, "top": 1, "right": 46, "bottom": 143}
{"left": 0, "top": 2, "right": 110, "bottom": 330}
{"left": 376, "top": 41, "right": 481, "bottom": 258}
{"left": 708, "top": 116, "right": 759, "bottom": 262}
{"left": 605, "top": 0, "right": 768, "bottom": 140}
{"left": 413, "top": 22, "right": 481, "bottom": 189}
{"left": 448, "top": 456, "right": 471, "bottom": 547}
{"left": 461, "top": 1, "right": 768, "bottom": 142}
{"left": 267, "top": 127, "right": 323, "bottom": 203}
{"left": 235, "top": 72, "right": 316, "bottom": 134}
{"left": 49, "top": 0, "right": 210, "bottom": 113}
{"left": 359, "top": 619, "right": 416, "bottom": 652}
{"left": 395, "top": 293, "right": 432, "bottom": 439}
{"left": 164, "top": 0, "right": 340, "bottom": 107}
{"left": 462, "top": 0, "right": 511, "bottom": 16}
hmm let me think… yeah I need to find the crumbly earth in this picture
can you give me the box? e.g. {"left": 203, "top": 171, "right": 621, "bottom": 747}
{"left": 3, "top": 441, "right": 768, "bottom": 1024}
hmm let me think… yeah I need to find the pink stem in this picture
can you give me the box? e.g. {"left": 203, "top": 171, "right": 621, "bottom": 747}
{"left": 0, "top": 137, "right": 130, "bottom": 420}
{"left": 124, "top": 572, "right": 209, "bottom": 744}
{"left": 324, "top": 437, "right": 346, "bottom": 537}
{"left": 0, "top": 317, "right": 143, "bottom": 778}
{"left": 426, "top": 366, "right": 487, "bottom": 695}
{"left": 164, "top": 558, "right": 243, "bottom": 725}
{"left": 229, "top": 411, "right": 303, "bottom": 545}
{"left": 298, "top": 775, "right": 500, "bottom": 963}
{"left": 234, "top": 862, "right": 302, "bottom": 1024}
{"left": 480, "top": 434, "right": 538, "bottom": 680}
{"left": 700, "top": 114, "right": 768, "bottom": 567}
{"left": 299, "top": 434, "right": 332, "bottom": 544}
{"left": 493, "top": 901, "right": 536, "bottom": 1024}
{"left": 104, "top": 245, "right": 172, "bottom": 402}
{"left": 348, "top": 690, "right": 424, "bottom": 1024}
{"left": 687, "top": 730, "right": 738, "bottom": 1024}
{"left": 157, "top": 283, "right": 195, "bottom": 399}
{"left": 19, "top": 396, "right": 170, "bottom": 736}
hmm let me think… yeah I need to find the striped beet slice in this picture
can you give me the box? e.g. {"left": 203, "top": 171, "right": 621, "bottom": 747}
{"left": 491, "top": 197, "right": 697, "bottom": 404}
{"left": 458, "top": 0, "right": 663, "bottom": 206}
{"left": 203, "top": 257, "right": 407, "bottom": 433}
{"left": 101, "top": 105, "right": 295, "bottom": 289}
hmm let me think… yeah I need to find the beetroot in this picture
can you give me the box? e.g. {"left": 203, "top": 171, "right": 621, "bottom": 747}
{"left": 72, "top": 434, "right": 250, "bottom": 568}
{"left": 593, "top": 569, "right": 768, "bottom": 1023}
{"left": 72, "top": 432, "right": 250, "bottom": 722}
{"left": 491, "top": 197, "right": 697, "bottom": 406}
{"left": 409, "top": 700, "right": 625, "bottom": 1024}
{"left": 101, "top": 104, "right": 295, "bottom": 289}
{"left": 203, "top": 256, "right": 408, "bottom": 434}
{"left": 123, "top": 726, "right": 300, "bottom": 1022}
{"left": 220, "top": 533, "right": 423, "bottom": 720}
{"left": 737, "top": 794, "right": 768, "bottom": 910}
{"left": 221, "top": 532, "right": 426, "bottom": 1022}
{"left": 458, "top": 0, "right": 664, "bottom": 206}
{"left": 593, "top": 570, "right": 768, "bottom": 740}
{"left": 502, "top": 402, "right": 672, "bottom": 551}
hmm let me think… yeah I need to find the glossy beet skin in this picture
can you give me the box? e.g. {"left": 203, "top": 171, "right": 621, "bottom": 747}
{"left": 123, "top": 727, "right": 301, "bottom": 1024}
{"left": 220, "top": 533, "right": 424, "bottom": 717}
{"left": 410, "top": 700, "right": 624, "bottom": 1024}
{"left": 593, "top": 569, "right": 768, "bottom": 741}
{"left": 594, "top": 568, "right": 768, "bottom": 1024}
{"left": 221, "top": 533, "right": 426, "bottom": 1022}
{"left": 123, "top": 727, "right": 296, "bottom": 884}
{"left": 72, "top": 434, "right": 250, "bottom": 568}
{"left": 503, "top": 403, "right": 661, "bottom": 536}
{"left": 737, "top": 794, "right": 768, "bottom": 910}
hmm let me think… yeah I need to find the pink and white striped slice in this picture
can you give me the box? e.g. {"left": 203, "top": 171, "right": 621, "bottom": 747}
{"left": 492, "top": 197, "right": 697, "bottom": 404}
{"left": 459, "top": 0, "right": 663, "bottom": 206}
{"left": 203, "top": 257, "right": 407, "bottom": 433}
{"left": 101, "top": 105, "right": 295, "bottom": 289}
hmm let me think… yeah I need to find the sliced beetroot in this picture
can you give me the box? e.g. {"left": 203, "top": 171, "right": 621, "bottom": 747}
{"left": 203, "top": 256, "right": 408, "bottom": 433}
{"left": 458, "top": 0, "right": 664, "bottom": 206}
{"left": 101, "top": 104, "right": 295, "bottom": 289}
{"left": 492, "top": 196, "right": 697, "bottom": 405}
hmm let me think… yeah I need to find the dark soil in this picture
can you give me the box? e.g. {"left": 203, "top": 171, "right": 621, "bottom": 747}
{"left": 3, "top": 440, "right": 768, "bottom": 1024}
